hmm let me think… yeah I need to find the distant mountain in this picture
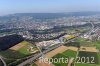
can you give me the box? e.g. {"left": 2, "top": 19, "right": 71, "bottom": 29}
{"left": 64, "top": 11, "right": 100, "bottom": 16}
{"left": 0, "top": 12, "right": 100, "bottom": 23}
{"left": 7, "top": 11, "right": 100, "bottom": 18}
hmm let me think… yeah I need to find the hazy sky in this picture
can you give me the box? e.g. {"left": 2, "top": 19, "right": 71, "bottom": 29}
{"left": 0, "top": 0, "right": 100, "bottom": 15}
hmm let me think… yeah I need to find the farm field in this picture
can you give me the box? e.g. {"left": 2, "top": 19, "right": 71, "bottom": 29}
{"left": 77, "top": 51, "right": 99, "bottom": 64}
{"left": 75, "top": 38, "right": 94, "bottom": 47}
{"left": 62, "top": 49, "right": 77, "bottom": 58}
{"left": 79, "top": 46, "right": 98, "bottom": 52}
{"left": 75, "top": 63, "right": 99, "bottom": 66}
{"left": 49, "top": 45, "right": 100, "bottom": 66}
{"left": 74, "top": 38, "right": 100, "bottom": 66}
{"left": 93, "top": 40, "right": 100, "bottom": 51}
{"left": 0, "top": 41, "right": 38, "bottom": 65}
{"left": 75, "top": 51, "right": 100, "bottom": 66}
{"left": 0, "top": 41, "right": 38, "bottom": 59}
{"left": 51, "top": 49, "right": 77, "bottom": 66}
{"left": 76, "top": 38, "right": 100, "bottom": 51}
{"left": 45, "top": 46, "right": 68, "bottom": 58}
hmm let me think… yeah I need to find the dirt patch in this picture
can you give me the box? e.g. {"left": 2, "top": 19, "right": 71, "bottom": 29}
{"left": 35, "top": 60, "right": 52, "bottom": 66}
{"left": 45, "top": 46, "right": 78, "bottom": 58}
{"left": 10, "top": 41, "right": 26, "bottom": 50}
{"left": 44, "top": 46, "right": 68, "bottom": 58}
{"left": 67, "top": 58, "right": 74, "bottom": 66}
{"left": 79, "top": 46, "right": 98, "bottom": 52}
{"left": 67, "top": 46, "right": 78, "bottom": 51}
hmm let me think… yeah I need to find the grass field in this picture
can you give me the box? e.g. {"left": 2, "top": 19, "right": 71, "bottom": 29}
{"left": 75, "top": 50, "right": 100, "bottom": 66}
{"left": 74, "top": 38, "right": 100, "bottom": 66}
{"left": 93, "top": 40, "right": 100, "bottom": 51}
{"left": 91, "top": 40, "right": 100, "bottom": 65}
{"left": 32, "top": 63, "right": 37, "bottom": 66}
{"left": 51, "top": 49, "right": 77, "bottom": 66}
{"left": 0, "top": 41, "right": 33, "bottom": 58}
{"left": 75, "top": 38, "right": 94, "bottom": 47}
{"left": 0, "top": 41, "right": 38, "bottom": 65}
{"left": 77, "top": 51, "right": 99, "bottom": 64}
{"left": 75, "top": 63, "right": 99, "bottom": 66}
{"left": 62, "top": 49, "right": 77, "bottom": 58}
{"left": 97, "top": 53, "right": 100, "bottom": 65}
{"left": 50, "top": 38, "right": 100, "bottom": 66}
{"left": 0, "top": 41, "right": 38, "bottom": 59}
{"left": 52, "top": 53, "right": 68, "bottom": 66}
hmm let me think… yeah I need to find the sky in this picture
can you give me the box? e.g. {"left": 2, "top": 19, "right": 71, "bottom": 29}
{"left": 0, "top": 0, "right": 100, "bottom": 15}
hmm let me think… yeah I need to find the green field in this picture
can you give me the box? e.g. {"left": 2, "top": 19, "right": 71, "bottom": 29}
{"left": 62, "top": 50, "right": 77, "bottom": 58}
{"left": 32, "top": 63, "right": 37, "bottom": 66}
{"left": 93, "top": 40, "right": 100, "bottom": 51}
{"left": 52, "top": 53, "right": 68, "bottom": 66}
{"left": 75, "top": 51, "right": 100, "bottom": 66}
{"left": 75, "top": 38, "right": 94, "bottom": 47}
{"left": 77, "top": 51, "right": 99, "bottom": 64}
{"left": 0, "top": 41, "right": 37, "bottom": 59}
{"left": 0, "top": 41, "right": 38, "bottom": 65}
{"left": 51, "top": 38, "right": 100, "bottom": 66}
{"left": 97, "top": 53, "right": 100, "bottom": 65}
{"left": 51, "top": 46, "right": 100, "bottom": 66}
{"left": 51, "top": 50, "right": 77, "bottom": 66}
{"left": 75, "top": 63, "right": 99, "bottom": 66}
{"left": 92, "top": 40, "right": 100, "bottom": 65}
{"left": 73, "top": 38, "right": 100, "bottom": 66}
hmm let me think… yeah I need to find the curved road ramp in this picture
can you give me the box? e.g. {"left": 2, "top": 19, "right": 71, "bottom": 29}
{"left": 0, "top": 56, "right": 6, "bottom": 66}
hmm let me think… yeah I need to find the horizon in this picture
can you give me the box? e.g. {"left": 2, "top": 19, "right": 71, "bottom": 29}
{"left": 0, "top": 0, "right": 100, "bottom": 16}
{"left": 1, "top": 11, "right": 100, "bottom": 17}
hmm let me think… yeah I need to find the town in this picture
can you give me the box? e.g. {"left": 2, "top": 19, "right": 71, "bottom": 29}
{"left": 0, "top": 14, "right": 100, "bottom": 66}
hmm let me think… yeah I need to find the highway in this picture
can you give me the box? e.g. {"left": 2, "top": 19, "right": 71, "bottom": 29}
{"left": 18, "top": 43, "right": 62, "bottom": 66}
{"left": 18, "top": 37, "right": 76, "bottom": 66}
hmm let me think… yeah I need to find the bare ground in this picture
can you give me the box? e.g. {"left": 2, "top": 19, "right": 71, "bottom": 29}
{"left": 79, "top": 46, "right": 98, "bottom": 52}
{"left": 10, "top": 41, "right": 26, "bottom": 50}
{"left": 35, "top": 60, "right": 52, "bottom": 66}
